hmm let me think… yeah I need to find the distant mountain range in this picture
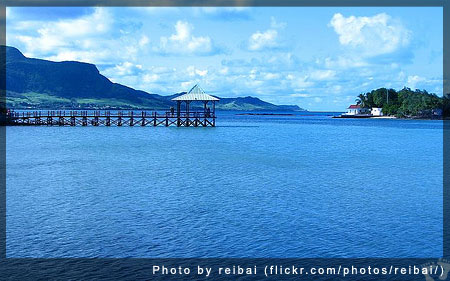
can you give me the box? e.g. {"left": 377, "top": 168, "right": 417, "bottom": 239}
{"left": 2, "top": 46, "right": 306, "bottom": 111}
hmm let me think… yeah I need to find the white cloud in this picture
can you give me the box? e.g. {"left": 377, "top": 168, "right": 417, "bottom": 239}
{"left": 291, "top": 75, "right": 314, "bottom": 89}
{"left": 323, "top": 56, "right": 367, "bottom": 69}
{"left": 290, "top": 93, "right": 310, "bottom": 98}
{"left": 7, "top": 8, "right": 133, "bottom": 64}
{"left": 102, "top": 62, "right": 143, "bottom": 77}
{"left": 143, "top": 73, "right": 159, "bottom": 83}
{"left": 329, "top": 13, "right": 411, "bottom": 56}
{"left": 286, "top": 74, "right": 295, "bottom": 80}
{"left": 263, "top": 72, "right": 280, "bottom": 80}
{"left": 139, "top": 35, "right": 149, "bottom": 47}
{"left": 405, "top": 75, "right": 441, "bottom": 90}
{"left": 310, "top": 70, "right": 336, "bottom": 81}
{"left": 332, "top": 85, "right": 343, "bottom": 93}
{"left": 248, "top": 68, "right": 258, "bottom": 80}
{"left": 245, "top": 79, "right": 264, "bottom": 88}
{"left": 219, "top": 67, "right": 229, "bottom": 75}
{"left": 407, "top": 75, "right": 425, "bottom": 89}
{"left": 115, "top": 62, "right": 142, "bottom": 75}
{"left": 156, "top": 21, "right": 217, "bottom": 55}
{"left": 181, "top": 81, "right": 193, "bottom": 89}
{"left": 396, "top": 72, "right": 443, "bottom": 92}
{"left": 248, "top": 29, "right": 278, "bottom": 51}
{"left": 45, "top": 50, "right": 112, "bottom": 63}
{"left": 196, "top": 69, "right": 208, "bottom": 76}
{"left": 270, "top": 17, "right": 286, "bottom": 29}
{"left": 187, "top": 66, "right": 208, "bottom": 77}
{"left": 248, "top": 17, "right": 287, "bottom": 51}
{"left": 14, "top": 8, "right": 111, "bottom": 54}
{"left": 7, "top": 8, "right": 152, "bottom": 65}
{"left": 146, "top": 66, "right": 175, "bottom": 74}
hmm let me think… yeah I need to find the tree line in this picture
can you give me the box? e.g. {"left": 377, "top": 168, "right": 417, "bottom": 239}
{"left": 355, "top": 87, "right": 448, "bottom": 117}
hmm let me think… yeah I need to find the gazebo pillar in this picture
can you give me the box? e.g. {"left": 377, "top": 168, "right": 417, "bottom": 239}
{"left": 176, "top": 101, "right": 181, "bottom": 127}
{"left": 186, "top": 101, "right": 190, "bottom": 127}
{"left": 203, "top": 101, "right": 208, "bottom": 126}
{"left": 212, "top": 101, "right": 216, "bottom": 127}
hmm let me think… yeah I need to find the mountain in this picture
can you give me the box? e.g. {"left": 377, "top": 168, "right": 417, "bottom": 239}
{"left": 3, "top": 46, "right": 306, "bottom": 111}
{"left": 3, "top": 46, "right": 169, "bottom": 109}
{"left": 218, "top": 96, "right": 303, "bottom": 111}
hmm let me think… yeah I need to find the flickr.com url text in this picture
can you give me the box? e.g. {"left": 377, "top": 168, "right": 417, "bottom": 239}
{"left": 152, "top": 262, "right": 449, "bottom": 278}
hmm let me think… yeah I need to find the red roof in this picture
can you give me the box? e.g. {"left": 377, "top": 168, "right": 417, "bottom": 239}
{"left": 348, "top": 105, "right": 361, "bottom": 109}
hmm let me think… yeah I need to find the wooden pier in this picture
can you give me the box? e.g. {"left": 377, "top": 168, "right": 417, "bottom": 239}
{"left": 3, "top": 84, "right": 220, "bottom": 127}
{"left": 5, "top": 110, "right": 216, "bottom": 127}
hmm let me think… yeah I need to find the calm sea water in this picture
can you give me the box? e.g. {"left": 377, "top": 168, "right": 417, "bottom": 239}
{"left": 6, "top": 111, "right": 443, "bottom": 258}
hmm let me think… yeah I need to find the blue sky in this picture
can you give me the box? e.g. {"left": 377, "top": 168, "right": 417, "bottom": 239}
{"left": 6, "top": 7, "right": 443, "bottom": 111}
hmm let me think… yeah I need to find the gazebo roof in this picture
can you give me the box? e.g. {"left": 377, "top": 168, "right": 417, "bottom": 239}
{"left": 172, "top": 84, "right": 219, "bottom": 101}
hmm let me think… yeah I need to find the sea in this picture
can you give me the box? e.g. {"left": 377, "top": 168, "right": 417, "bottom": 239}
{"left": 6, "top": 111, "right": 443, "bottom": 258}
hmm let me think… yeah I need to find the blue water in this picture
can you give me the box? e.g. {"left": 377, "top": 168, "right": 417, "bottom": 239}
{"left": 6, "top": 111, "right": 443, "bottom": 258}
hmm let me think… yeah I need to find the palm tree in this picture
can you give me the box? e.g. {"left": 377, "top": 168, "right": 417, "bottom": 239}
{"left": 355, "top": 93, "right": 367, "bottom": 107}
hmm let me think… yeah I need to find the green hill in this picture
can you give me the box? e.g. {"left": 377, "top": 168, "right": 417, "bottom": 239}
{"left": 3, "top": 46, "right": 306, "bottom": 111}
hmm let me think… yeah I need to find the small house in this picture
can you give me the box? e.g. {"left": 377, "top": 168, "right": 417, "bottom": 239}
{"left": 346, "top": 105, "right": 370, "bottom": 115}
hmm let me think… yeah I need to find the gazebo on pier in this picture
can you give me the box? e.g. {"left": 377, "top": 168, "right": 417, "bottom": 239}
{"left": 172, "top": 84, "right": 219, "bottom": 127}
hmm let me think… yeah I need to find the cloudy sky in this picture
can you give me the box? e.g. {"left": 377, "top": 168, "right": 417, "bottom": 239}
{"left": 6, "top": 7, "right": 443, "bottom": 111}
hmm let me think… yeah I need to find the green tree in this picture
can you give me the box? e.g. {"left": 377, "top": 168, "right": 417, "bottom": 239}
{"left": 355, "top": 94, "right": 368, "bottom": 107}
{"left": 354, "top": 87, "right": 443, "bottom": 117}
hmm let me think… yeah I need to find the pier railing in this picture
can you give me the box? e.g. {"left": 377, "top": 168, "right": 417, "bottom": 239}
{"left": 4, "top": 110, "right": 216, "bottom": 127}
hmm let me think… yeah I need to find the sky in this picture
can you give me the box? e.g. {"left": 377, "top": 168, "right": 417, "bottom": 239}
{"left": 6, "top": 7, "right": 443, "bottom": 111}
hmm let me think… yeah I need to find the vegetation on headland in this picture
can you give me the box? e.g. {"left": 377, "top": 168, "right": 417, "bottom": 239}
{"left": 355, "top": 87, "right": 447, "bottom": 118}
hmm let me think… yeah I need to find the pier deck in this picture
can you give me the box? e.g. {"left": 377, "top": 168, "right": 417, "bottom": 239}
{"left": 5, "top": 110, "right": 217, "bottom": 127}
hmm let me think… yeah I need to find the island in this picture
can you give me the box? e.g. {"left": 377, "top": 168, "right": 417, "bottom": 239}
{"left": 337, "top": 87, "right": 448, "bottom": 119}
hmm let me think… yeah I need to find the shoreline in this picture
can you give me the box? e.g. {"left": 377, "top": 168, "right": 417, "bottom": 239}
{"left": 333, "top": 115, "right": 443, "bottom": 120}
{"left": 333, "top": 115, "right": 397, "bottom": 119}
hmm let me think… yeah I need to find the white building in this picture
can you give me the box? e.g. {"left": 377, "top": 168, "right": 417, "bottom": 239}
{"left": 371, "top": 107, "right": 383, "bottom": 116}
{"left": 346, "top": 105, "right": 370, "bottom": 115}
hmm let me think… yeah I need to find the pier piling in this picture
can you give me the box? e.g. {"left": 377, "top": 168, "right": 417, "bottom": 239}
{"left": 4, "top": 110, "right": 217, "bottom": 127}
